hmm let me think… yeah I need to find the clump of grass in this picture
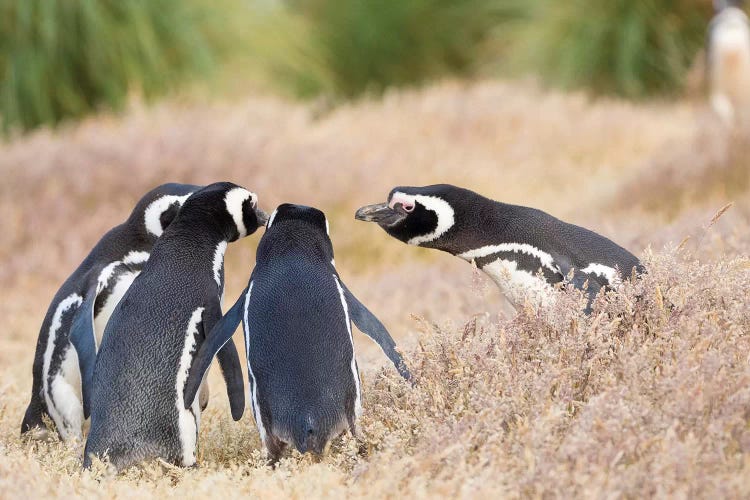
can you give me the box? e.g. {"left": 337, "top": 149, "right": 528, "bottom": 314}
{"left": 356, "top": 247, "right": 750, "bottom": 497}
{"left": 5, "top": 245, "right": 750, "bottom": 497}
{"left": 0, "top": 0, "right": 241, "bottom": 133}
{"left": 511, "top": 0, "right": 713, "bottom": 98}
{"left": 266, "top": 0, "right": 517, "bottom": 100}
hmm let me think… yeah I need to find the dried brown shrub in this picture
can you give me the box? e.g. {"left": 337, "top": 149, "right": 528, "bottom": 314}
{"left": 613, "top": 112, "right": 750, "bottom": 216}
{"left": 1, "top": 81, "right": 748, "bottom": 497}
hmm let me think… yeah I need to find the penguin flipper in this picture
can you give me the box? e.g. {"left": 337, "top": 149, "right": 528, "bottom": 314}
{"left": 213, "top": 302, "right": 246, "bottom": 422}
{"left": 68, "top": 283, "right": 98, "bottom": 418}
{"left": 183, "top": 291, "right": 246, "bottom": 420}
{"left": 341, "top": 282, "right": 412, "bottom": 382}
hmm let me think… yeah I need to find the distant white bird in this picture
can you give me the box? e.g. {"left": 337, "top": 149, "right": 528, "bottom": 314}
{"left": 707, "top": 0, "right": 750, "bottom": 125}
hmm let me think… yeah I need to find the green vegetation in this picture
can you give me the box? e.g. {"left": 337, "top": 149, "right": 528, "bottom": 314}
{"left": 0, "top": 0, "right": 238, "bottom": 133}
{"left": 512, "top": 0, "right": 714, "bottom": 98}
{"left": 273, "top": 0, "right": 515, "bottom": 99}
{"left": 262, "top": 0, "right": 715, "bottom": 101}
{"left": 0, "top": 0, "right": 724, "bottom": 132}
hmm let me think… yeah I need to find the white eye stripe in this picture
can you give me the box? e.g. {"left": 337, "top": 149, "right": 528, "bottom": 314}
{"left": 404, "top": 194, "right": 455, "bottom": 246}
{"left": 143, "top": 194, "right": 193, "bottom": 237}
{"left": 388, "top": 192, "right": 415, "bottom": 210}
{"left": 224, "top": 188, "right": 253, "bottom": 238}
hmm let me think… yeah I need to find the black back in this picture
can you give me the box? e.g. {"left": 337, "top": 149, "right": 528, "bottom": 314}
{"left": 381, "top": 184, "right": 642, "bottom": 278}
{"left": 250, "top": 204, "right": 355, "bottom": 453}
{"left": 83, "top": 182, "right": 263, "bottom": 469}
{"left": 21, "top": 183, "right": 200, "bottom": 436}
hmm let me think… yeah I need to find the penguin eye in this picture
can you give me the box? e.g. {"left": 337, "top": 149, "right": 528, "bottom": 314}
{"left": 393, "top": 201, "right": 415, "bottom": 214}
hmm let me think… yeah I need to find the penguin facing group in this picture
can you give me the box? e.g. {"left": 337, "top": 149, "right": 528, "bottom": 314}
{"left": 183, "top": 204, "right": 410, "bottom": 463}
{"left": 355, "top": 184, "right": 643, "bottom": 313}
{"left": 21, "top": 180, "right": 643, "bottom": 471}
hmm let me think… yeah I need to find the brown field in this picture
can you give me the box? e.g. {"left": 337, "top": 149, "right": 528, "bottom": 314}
{"left": 1, "top": 80, "right": 749, "bottom": 497}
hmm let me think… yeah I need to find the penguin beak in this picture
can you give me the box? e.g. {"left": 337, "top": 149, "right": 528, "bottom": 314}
{"left": 255, "top": 207, "right": 269, "bottom": 227}
{"left": 354, "top": 203, "right": 407, "bottom": 226}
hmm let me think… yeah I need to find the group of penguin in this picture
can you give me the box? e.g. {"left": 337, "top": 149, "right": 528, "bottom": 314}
{"left": 20, "top": 181, "right": 643, "bottom": 471}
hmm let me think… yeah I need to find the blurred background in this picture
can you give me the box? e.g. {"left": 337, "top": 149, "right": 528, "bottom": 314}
{"left": 2, "top": 0, "right": 749, "bottom": 361}
{"left": 0, "top": 0, "right": 724, "bottom": 132}
{"left": 2, "top": 2, "right": 750, "bottom": 494}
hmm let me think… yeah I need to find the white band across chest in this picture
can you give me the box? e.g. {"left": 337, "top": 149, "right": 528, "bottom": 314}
{"left": 459, "top": 243, "right": 561, "bottom": 275}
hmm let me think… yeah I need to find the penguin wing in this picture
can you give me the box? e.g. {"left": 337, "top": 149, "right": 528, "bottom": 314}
{"left": 68, "top": 282, "right": 98, "bottom": 418}
{"left": 184, "top": 290, "right": 246, "bottom": 421}
{"left": 341, "top": 281, "right": 412, "bottom": 382}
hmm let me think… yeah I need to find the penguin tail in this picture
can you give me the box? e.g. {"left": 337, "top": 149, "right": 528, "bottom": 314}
{"left": 292, "top": 415, "right": 326, "bottom": 456}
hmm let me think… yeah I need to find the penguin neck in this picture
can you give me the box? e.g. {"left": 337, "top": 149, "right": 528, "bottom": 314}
{"left": 98, "top": 220, "right": 155, "bottom": 257}
{"left": 423, "top": 200, "right": 519, "bottom": 256}
{"left": 174, "top": 202, "right": 237, "bottom": 243}
{"left": 258, "top": 223, "right": 332, "bottom": 265}
{"left": 162, "top": 217, "right": 232, "bottom": 255}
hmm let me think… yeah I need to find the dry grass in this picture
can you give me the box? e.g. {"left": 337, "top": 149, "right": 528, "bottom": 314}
{"left": 1, "top": 80, "right": 749, "bottom": 497}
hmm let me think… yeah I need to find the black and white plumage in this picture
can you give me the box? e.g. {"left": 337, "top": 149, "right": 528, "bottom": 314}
{"left": 183, "top": 204, "right": 410, "bottom": 463}
{"left": 707, "top": 0, "right": 750, "bottom": 124}
{"left": 74, "top": 182, "right": 267, "bottom": 470}
{"left": 355, "top": 184, "right": 643, "bottom": 313}
{"left": 21, "top": 183, "right": 200, "bottom": 442}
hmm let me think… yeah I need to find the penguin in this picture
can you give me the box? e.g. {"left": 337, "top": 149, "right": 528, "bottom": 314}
{"left": 707, "top": 0, "right": 750, "bottom": 125}
{"left": 355, "top": 184, "right": 643, "bottom": 313}
{"left": 21, "top": 183, "right": 201, "bottom": 442}
{"left": 74, "top": 182, "right": 267, "bottom": 470}
{"left": 182, "top": 204, "right": 411, "bottom": 464}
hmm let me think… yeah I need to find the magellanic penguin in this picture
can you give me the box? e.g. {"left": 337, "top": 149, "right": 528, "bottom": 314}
{"left": 707, "top": 0, "right": 750, "bottom": 125}
{"left": 74, "top": 182, "right": 267, "bottom": 470}
{"left": 21, "top": 183, "right": 200, "bottom": 442}
{"left": 183, "top": 204, "right": 411, "bottom": 464}
{"left": 355, "top": 184, "right": 643, "bottom": 313}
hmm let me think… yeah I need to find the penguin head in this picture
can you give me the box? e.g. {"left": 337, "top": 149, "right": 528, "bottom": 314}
{"left": 356, "top": 184, "right": 476, "bottom": 253}
{"left": 134, "top": 183, "right": 202, "bottom": 240}
{"left": 264, "top": 203, "right": 334, "bottom": 260}
{"left": 266, "top": 203, "right": 329, "bottom": 234}
{"left": 179, "top": 182, "right": 268, "bottom": 241}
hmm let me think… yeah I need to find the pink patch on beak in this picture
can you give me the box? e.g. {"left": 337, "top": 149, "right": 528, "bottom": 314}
{"left": 388, "top": 193, "right": 415, "bottom": 211}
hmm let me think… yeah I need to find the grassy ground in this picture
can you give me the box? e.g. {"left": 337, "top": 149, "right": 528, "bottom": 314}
{"left": 1, "top": 80, "right": 749, "bottom": 497}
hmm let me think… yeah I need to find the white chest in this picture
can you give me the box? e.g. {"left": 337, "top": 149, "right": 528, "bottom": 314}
{"left": 480, "top": 258, "right": 557, "bottom": 309}
{"left": 93, "top": 271, "right": 140, "bottom": 346}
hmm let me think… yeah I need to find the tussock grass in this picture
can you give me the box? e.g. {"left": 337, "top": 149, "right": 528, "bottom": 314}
{"left": 264, "top": 0, "right": 509, "bottom": 100}
{"left": 1, "top": 81, "right": 748, "bottom": 497}
{"left": 509, "top": 0, "right": 713, "bottom": 98}
{"left": 0, "top": 0, "right": 247, "bottom": 134}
